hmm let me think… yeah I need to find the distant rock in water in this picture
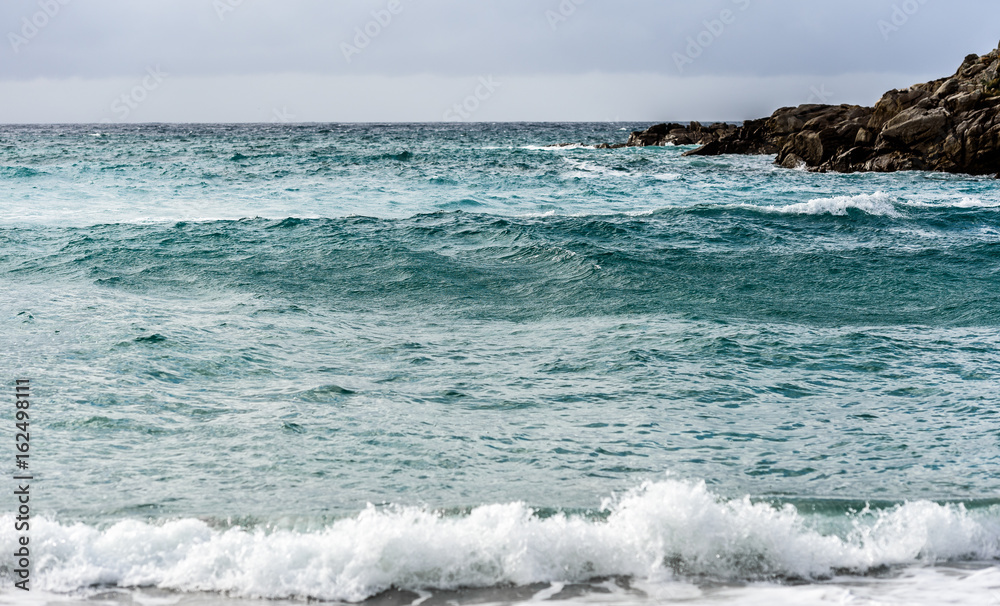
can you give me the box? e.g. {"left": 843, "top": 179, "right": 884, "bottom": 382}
{"left": 605, "top": 44, "right": 1000, "bottom": 176}
{"left": 627, "top": 121, "right": 738, "bottom": 147}
{"left": 595, "top": 121, "right": 738, "bottom": 149}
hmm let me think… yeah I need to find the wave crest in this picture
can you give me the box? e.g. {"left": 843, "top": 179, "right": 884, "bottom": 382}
{"left": 3, "top": 480, "right": 998, "bottom": 601}
{"left": 765, "top": 192, "right": 900, "bottom": 217}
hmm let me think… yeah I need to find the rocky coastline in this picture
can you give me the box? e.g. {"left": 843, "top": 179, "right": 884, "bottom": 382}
{"left": 607, "top": 44, "right": 1000, "bottom": 176}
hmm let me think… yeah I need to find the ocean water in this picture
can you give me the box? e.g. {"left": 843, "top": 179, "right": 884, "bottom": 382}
{"left": 1, "top": 122, "right": 999, "bottom": 605}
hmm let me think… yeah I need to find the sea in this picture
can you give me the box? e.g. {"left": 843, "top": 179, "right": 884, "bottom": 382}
{"left": 1, "top": 122, "right": 999, "bottom": 605}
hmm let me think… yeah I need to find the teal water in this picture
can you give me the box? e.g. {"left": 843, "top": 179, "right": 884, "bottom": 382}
{"left": 1, "top": 123, "right": 999, "bottom": 604}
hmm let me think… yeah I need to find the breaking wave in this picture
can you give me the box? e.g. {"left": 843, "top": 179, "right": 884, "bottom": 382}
{"left": 763, "top": 192, "right": 901, "bottom": 217}
{"left": 3, "top": 479, "right": 997, "bottom": 602}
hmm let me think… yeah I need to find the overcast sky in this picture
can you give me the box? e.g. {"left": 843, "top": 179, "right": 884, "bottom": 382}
{"left": 1, "top": 0, "right": 998, "bottom": 123}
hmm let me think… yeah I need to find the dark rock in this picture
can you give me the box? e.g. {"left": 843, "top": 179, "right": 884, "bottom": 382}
{"left": 683, "top": 118, "right": 778, "bottom": 156}
{"left": 601, "top": 44, "right": 1000, "bottom": 176}
{"left": 624, "top": 121, "right": 738, "bottom": 147}
{"left": 779, "top": 153, "right": 806, "bottom": 170}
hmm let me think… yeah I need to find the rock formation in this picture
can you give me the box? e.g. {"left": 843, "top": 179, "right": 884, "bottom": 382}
{"left": 598, "top": 121, "right": 737, "bottom": 149}
{"left": 611, "top": 44, "right": 1000, "bottom": 176}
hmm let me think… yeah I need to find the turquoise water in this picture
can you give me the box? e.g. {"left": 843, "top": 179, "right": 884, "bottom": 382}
{"left": 1, "top": 123, "right": 999, "bottom": 604}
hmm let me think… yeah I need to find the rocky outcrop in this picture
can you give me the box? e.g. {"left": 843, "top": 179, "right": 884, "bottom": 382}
{"left": 681, "top": 117, "right": 780, "bottom": 156}
{"left": 609, "top": 44, "right": 1000, "bottom": 176}
{"left": 600, "top": 121, "right": 738, "bottom": 149}
{"left": 684, "top": 104, "right": 875, "bottom": 167}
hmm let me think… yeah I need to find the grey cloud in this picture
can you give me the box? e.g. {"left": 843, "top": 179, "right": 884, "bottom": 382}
{"left": 2, "top": 0, "right": 998, "bottom": 81}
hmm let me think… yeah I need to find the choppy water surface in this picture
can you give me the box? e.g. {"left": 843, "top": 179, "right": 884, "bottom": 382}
{"left": 1, "top": 123, "right": 999, "bottom": 604}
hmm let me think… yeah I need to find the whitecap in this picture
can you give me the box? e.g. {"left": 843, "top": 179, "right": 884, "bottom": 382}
{"left": 651, "top": 172, "right": 682, "bottom": 181}
{"left": 5, "top": 479, "right": 998, "bottom": 602}
{"left": 904, "top": 196, "right": 1000, "bottom": 209}
{"left": 520, "top": 144, "right": 598, "bottom": 151}
{"left": 762, "top": 192, "right": 900, "bottom": 217}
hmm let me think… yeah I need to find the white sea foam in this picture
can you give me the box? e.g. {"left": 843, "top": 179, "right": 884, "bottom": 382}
{"left": 520, "top": 144, "right": 598, "bottom": 151}
{"left": 903, "top": 196, "right": 1000, "bottom": 209}
{"left": 954, "top": 196, "right": 1000, "bottom": 208}
{"left": 651, "top": 172, "right": 682, "bottom": 181}
{"left": 562, "top": 158, "right": 624, "bottom": 179}
{"left": 764, "top": 192, "right": 901, "bottom": 217}
{"left": 2, "top": 480, "right": 998, "bottom": 602}
{"left": 561, "top": 159, "right": 680, "bottom": 181}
